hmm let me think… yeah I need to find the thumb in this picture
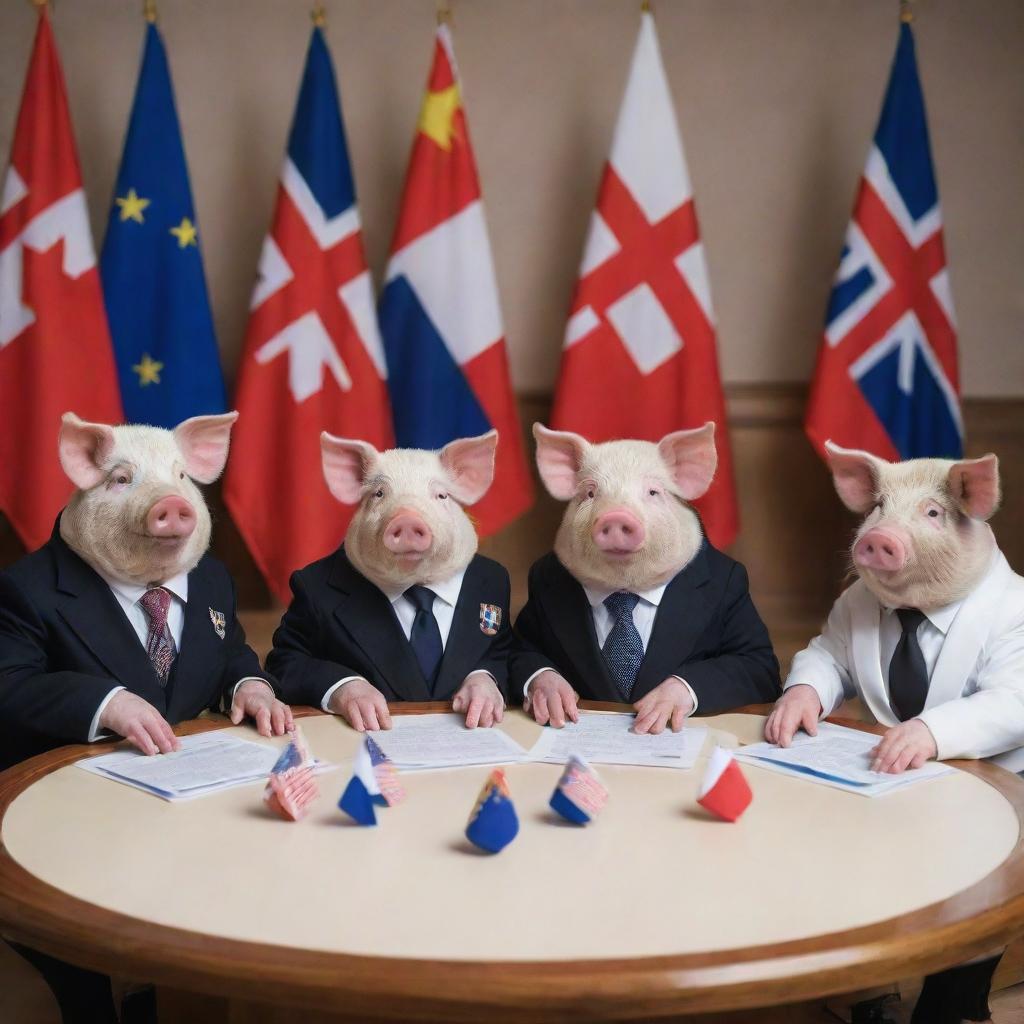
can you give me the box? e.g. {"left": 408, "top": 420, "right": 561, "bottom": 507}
{"left": 804, "top": 708, "right": 818, "bottom": 736}
{"left": 229, "top": 701, "right": 244, "bottom": 724}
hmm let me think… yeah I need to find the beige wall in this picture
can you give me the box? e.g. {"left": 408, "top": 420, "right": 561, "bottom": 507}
{"left": 0, "top": 0, "right": 1021, "bottom": 400}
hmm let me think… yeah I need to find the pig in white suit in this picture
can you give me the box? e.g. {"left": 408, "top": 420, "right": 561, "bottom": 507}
{"left": 785, "top": 549, "right": 1024, "bottom": 772}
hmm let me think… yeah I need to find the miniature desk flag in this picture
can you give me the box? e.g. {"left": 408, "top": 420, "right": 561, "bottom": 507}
{"left": 549, "top": 756, "right": 608, "bottom": 825}
{"left": 697, "top": 747, "right": 752, "bottom": 823}
{"left": 263, "top": 727, "right": 319, "bottom": 822}
{"left": 338, "top": 736, "right": 405, "bottom": 825}
{"left": 465, "top": 769, "right": 519, "bottom": 853}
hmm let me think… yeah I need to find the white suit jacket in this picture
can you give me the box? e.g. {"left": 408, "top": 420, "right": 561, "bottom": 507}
{"left": 785, "top": 550, "right": 1024, "bottom": 773}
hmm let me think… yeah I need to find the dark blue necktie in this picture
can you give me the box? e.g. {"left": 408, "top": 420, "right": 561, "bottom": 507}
{"left": 889, "top": 608, "right": 929, "bottom": 722}
{"left": 405, "top": 585, "right": 443, "bottom": 691}
{"left": 602, "top": 592, "right": 643, "bottom": 701}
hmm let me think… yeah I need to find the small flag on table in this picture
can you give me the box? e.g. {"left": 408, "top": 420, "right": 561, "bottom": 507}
{"left": 549, "top": 756, "right": 608, "bottom": 825}
{"left": 263, "top": 728, "right": 319, "bottom": 822}
{"left": 338, "top": 737, "right": 405, "bottom": 825}
{"left": 465, "top": 769, "right": 519, "bottom": 853}
{"left": 697, "top": 747, "right": 752, "bottom": 823}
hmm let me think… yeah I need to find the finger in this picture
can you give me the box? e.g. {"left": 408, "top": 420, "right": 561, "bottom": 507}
{"left": 361, "top": 701, "right": 381, "bottom": 733}
{"left": 129, "top": 726, "right": 158, "bottom": 757}
{"left": 159, "top": 716, "right": 181, "bottom": 752}
{"left": 465, "top": 696, "right": 484, "bottom": 730}
{"left": 671, "top": 706, "right": 687, "bottom": 733}
{"left": 493, "top": 702, "right": 504, "bottom": 724}
{"left": 909, "top": 751, "right": 928, "bottom": 770}
{"left": 801, "top": 707, "right": 818, "bottom": 737}
{"left": 376, "top": 700, "right": 392, "bottom": 731}
{"left": 452, "top": 690, "right": 466, "bottom": 713}
{"left": 648, "top": 705, "right": 671, "bottom": 735}
{"left": 283, "top": 704, "right": 295, "bottom": 731}
{"left": 346, "top": 702, "right": 365, "bottom": 733}
{"left": 891, "top": 747, "right": 917, "bottom": 775}
{"left": 479, "top": 703, "right": 495, "bottom": 729}
{"left": 255, "top": 705, "right": 272, "bottom": 737}
{"left": 229, "top": 700, "right": 243, "bottom": 725}
{"left": 764, "top": 711, "right": 777, "bottom": 744}
{"left": 777, "top": 709, "right": 799, "bottom": 747}
{"left": 564, "top": 688, "right": 580, "bottom": 723}
{"left": 144, "top": 714, "right": 176, "bottom": 755}
{"left": 548, "top": 692, "right": 566, "bottom": 728}
{"left": 533, "top": 692, "right": 550, "bottom": 726}
{"left": 878, "top": 742, "right": 906, "bottom": 774}
{"left": 632, "top": 709, "right": 659, "bottom": 735}
{"left": 270, "top": 703, "right": 286, "bottom": 736}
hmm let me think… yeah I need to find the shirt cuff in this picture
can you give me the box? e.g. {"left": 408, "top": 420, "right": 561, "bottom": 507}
{"left": 670, "top": 676, "right": 699, "bottom": 716}
{"left": 88, "top": 686, "right": 125, "bottom": 742}
{"left": 522, "top": 667, "right": 555, "bottom": 702}
{"left": 322, "top": 676, "right": 365, "bottom": 712}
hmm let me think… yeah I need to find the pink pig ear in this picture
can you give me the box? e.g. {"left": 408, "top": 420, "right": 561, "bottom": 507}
{"left": 173, "top": 412, "right": 239, "bottom": 484}
{"left": 320, "top": 433, "right": 380, "bottom": 505}
{"left": 948, "top": 454, "right": 1000, "bottom": 520}
{"left": 824, "top": 440, "right": 885, "bottom": 514}
{"left": 58, "top": 412, "right": 117, "bottom": 489}
{"left": 439, "top": 430, "right": 498, "bottom": 505}
{"left": 657, "top": 422, "right": 718, "bottom": 501}
{"left": 533, "top": 423, "right": 590, "bottom": 501}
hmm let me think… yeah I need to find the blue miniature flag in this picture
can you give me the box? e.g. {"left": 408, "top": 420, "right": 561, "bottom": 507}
{"left": 549, "top": 756, "right": 608, "bottom": 825}
{"left": 338, "top": 737, "right": 402, "bottom": 825}
{"left": 465, "top": 769, "right": 519, "bottom": 853}
{"left": 365, "top": 736, "right": 405, "bottom": 807}
{"left": 100, "top": 22, "right": 225, "bottom": 427}
{"left": 338, "top": 772, "right": 377, "bottom": 826}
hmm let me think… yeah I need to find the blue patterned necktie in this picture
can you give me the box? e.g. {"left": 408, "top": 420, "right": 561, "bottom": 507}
{"left": 602, "top": 591, "right": 643, "bottom": 700}
{"left": 405, "top": 585, "right": 443, "bottom": 690}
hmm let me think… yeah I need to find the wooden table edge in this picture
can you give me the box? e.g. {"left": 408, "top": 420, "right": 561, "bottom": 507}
{"left": 0, "top": 702, "right": 1022, "bottom": 1020}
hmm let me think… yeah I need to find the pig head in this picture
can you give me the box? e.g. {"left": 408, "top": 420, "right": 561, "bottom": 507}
{"left": 58, "top": 412, "right": 238, "bottom": 587}
{"left": 826, "top": 441, "right": 1000, "bottom": 610}
{"left": 533, "top": 422, "right": 717, "bottom": 592}
{"left": 320, "top": 430, "right": 498, "bottom": 592}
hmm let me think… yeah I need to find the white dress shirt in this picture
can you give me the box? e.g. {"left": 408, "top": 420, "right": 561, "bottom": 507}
{"left": 523, "top": 582, "right": 699, "bottom": 712}
{"left": 322, "top": 568, "right": 499, "bottom": 710}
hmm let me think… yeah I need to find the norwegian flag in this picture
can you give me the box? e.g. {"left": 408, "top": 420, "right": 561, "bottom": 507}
{"left": 550, "top": 11, "right": 738, "bottom": 548}
{"left": 806, "top": 23, "right": 961, "bottom": 461}
{"left": 224, "top": 27, "right": 392, "bottom": 603}
{"left": 379, "top": 24, "right": 533, "bottom": 537}
{"left": 0, "top": 9, "right": 122, "bottom": 550}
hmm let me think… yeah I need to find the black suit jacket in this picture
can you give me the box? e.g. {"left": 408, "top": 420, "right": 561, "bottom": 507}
{"left": 267, "top": 547, "right": 512, "bottom": 707}
{"left": 510, "top": 545, "right": 781, "bottom": 712}
{"left": 0, "top": 522, "right": 273, "bottom": 770}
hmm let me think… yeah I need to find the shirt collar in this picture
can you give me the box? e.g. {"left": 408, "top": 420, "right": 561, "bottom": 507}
{"left": 102, "top": 571, "right": 189, "bottom": 608}
{"left": 582, "top": 581, "right": 670, "bottom": 611}
{"left": 883, "top": 597, "right": 962, "bottom": 636}
{"left": 386, "top": 567, "right": 467, "bottom": 608}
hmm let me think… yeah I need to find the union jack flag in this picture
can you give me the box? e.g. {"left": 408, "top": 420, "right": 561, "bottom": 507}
{"left": 806, "top": 22, "right": 961, "bottom": 462}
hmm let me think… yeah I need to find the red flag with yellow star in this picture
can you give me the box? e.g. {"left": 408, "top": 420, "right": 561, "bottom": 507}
{"left": 0, "top": 9, "right": 123, "bottom": 550}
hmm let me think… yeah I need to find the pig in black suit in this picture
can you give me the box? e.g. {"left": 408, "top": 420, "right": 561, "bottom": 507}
{"left": 268, "top": 546, "right": 511, "bottom": 707}
{"left": 511, "top": 542, "right": 780, "bottom": 712}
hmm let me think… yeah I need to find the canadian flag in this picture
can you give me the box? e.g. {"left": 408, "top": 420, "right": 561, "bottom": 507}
{"left": 0, "top": 9, "right": 123, "bottom": 550}
{"left": 697, "top": 746, "right": 752, "bottom": 822}
{"left": 550, "top": 10, "right": 738, "bottom": 548}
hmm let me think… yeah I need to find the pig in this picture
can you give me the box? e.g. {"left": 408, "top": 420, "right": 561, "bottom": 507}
{"left": 0, "top": 411, "right": 291, "bottom": 771}
{"left": 267, "top": 430, "right": 512, "bottom": 731}
{"left": 511, "top": 422, "right": 780, "bottom": 732}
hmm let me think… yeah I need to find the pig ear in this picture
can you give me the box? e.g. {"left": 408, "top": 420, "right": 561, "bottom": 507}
{"left": 824, "top": 440, "right": 885, "bottom": 514}
{"left": 320, "top": 433, "right": 380, "bottom": 505}
{"left": 173, "top": 412, "right": 239, "bottom": 484}
{"left": 657, "top": 422, "right": 718, "bottom": 501}
{"left": 533, "top": 423, "right": 590, "bottom": 501}
{"left": 58, "top": 412, "right": 117, "bottom": 490}
{"left": 948, "top": 454, "right": 1000, "bottom": 520}
{"left": 439, "top": 430, "right": 498, "bottom": 505}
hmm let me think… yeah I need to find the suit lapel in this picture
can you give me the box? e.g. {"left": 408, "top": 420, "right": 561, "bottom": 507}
{"left": 329, "top": 552, "right": 433, "bottom": 702}
{"left": 848, "top": 582, "right": 899, "bottom": 727}
{"left": 434, "top": 560, "right": 492, "bottom": 698}
{"left": 166, "top": 560, "right": 222, "bottom": 721}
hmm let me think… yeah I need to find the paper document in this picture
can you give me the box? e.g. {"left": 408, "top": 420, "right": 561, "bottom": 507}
{"left": 736, "top": 722, "right": 953, "bottom": 796}
{"left": 78, "top": 732, "right": 324, "bottom": 801}
{"left": 368, "top": 714, "right": 530, "bottom": 770}
{"left": 528, "top": 711, "right": 708, "bottom": 768}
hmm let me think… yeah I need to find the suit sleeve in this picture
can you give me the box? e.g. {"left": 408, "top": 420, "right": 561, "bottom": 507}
{"left": 0, "top": 571, "right": 118, "bottom": 744}
{"left": 220, "top": 575, "right": 277, "bottom": 708}
{"left": 676, "top": 562, "right": 782, "bottom": 715}
{"left": 471, "top": 568, "right": 512, "bottom": 701}
{"left": 265, "top": 571, "right": 364, "bottom": 708}
{"left": 784, "top": 590, "right": 855, "bottom": 716}
{"left": 510, "top": 563, "right": 559, "bottom": 694}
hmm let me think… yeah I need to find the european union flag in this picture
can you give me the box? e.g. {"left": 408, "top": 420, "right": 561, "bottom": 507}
{"left": 100, "top": 22, "right": 225, "bottom": 427}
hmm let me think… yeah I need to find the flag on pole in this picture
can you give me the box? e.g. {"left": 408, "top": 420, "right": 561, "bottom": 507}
{"left": 0, "top": 9, "right": 123, "bottom": 550}
{"left": 224, "top": 26, "right": 392, "bottom": 603}
{"left": 379, "top": 23, "right": 533, "bottom": 537}
{"left": 100, "top": 19, "right": 226, "bottom": 428}
{"left": 549, "top": 11, "right": 738, "bottom": 549}
{"left": 806, "top": 21, "right": 960, "bottom": 461}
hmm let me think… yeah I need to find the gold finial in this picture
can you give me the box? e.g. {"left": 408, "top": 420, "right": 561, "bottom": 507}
{"left": 143, "top": 0, "right": 157, "bottom": 23}
{"left": 437, "top": 0, "right": 452, "bottom": 26}
{"left": 900, "top": 0, "right": 914, "bottom": 23}
{"left": 30, "top": 0, "right": 48, "bottom": 8}
{"left": 641, "top": 0, "right": 652, "bottom": 11}
{"left": 311, "top": 3, "right": 326, "bottom": 27}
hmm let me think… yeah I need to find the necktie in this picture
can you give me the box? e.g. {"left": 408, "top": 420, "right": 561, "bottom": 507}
{"left": 139, "top": 587, "right": 177, "bottom": 685}
{"left": 602, "top": 592, "right": 643, "bottom": 701}
{"left": 405, "top": 585, "right": 443, "bottom": 690}
{"left": 889, "top": 608, "right": 929, "bottom": 721}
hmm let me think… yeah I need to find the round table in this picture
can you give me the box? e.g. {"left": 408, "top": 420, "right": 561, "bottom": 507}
{"left": 1, "top": 703, "right": 1023, "bottom": 1024}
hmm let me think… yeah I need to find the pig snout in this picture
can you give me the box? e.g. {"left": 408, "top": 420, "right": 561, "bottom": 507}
{"left": 383, "top": 511, "right": 433, "bottom": 556}
{"left": 854, "top": 527, "right": 910, "bottom": 572}
{"left": 145, "top": 496, "right": 196, "bottom": 540}
{"left": 593, "top": 509, "right": 646, "bottom": 554}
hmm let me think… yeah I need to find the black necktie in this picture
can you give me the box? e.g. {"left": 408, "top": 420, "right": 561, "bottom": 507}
{"left": 889, "top": 608, "right": 929, "bottom": 721}
{"left": 405, "top": 585, "right": 443, "bottom": 691}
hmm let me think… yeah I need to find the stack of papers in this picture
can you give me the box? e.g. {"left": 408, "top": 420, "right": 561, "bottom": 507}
{"left": 736, "top": 722, "right": 953, "bottom": 796}
{"left": 367, "top": 714, "right": 530, "bottom": 770}
{"left": 528, "top": 711, "right": 708, "bottom": 769}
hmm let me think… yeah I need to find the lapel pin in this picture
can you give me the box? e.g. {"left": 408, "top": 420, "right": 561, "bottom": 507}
{"left": 479, "top": 603, "right": 501, "bottom": 636}
{"left": 208, "top": 607, "right": 226, "bottom": 639}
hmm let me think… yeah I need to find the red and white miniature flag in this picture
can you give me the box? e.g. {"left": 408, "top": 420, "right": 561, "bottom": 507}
{"left": 0, "top": 9, "right": 123, "bottom": 550}
{"left": 550, "top": 10, "right": 738, "bottom": 548}
{"left": 697, "top": 746, "right": 752, "bottom": 822}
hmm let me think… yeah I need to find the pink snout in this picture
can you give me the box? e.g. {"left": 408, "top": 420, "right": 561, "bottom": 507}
{"left": 592, "top": 509, "right": 646, "bottom": 554}
{"left": 145, "top": 496, "right": 196, "bottom": 540}
{"left": 854, "top": 528, "right": 909, "bottom": 573}
{"left": 383, "top": 511, "right": 433, "bottom": 556}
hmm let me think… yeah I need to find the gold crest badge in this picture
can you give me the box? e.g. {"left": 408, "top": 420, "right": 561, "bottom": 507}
{"left": 479, "top": 604, "right": 502, "bottom": 636}
{"left": 209, "top": 608, "right": 226, "bottom": 640}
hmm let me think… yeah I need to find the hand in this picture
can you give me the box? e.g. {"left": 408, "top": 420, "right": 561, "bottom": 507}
{"left": 632, "top": 678, "right": 694, "bottom": 734}
{"left": 525, "top": 670, "right": 579, "bottom": 728}
{"left": 764, "top": 684, "right": 823, "bottom": 747}
{"left": 99, "top": 690, "right": 180, "bottom": 756}
{"left": 452, "top": 672, "right": 505, "bottom": 729}
{"left": 229, "top": 680, "right": 293, "bottom": 737}
{"left": 871, "top": 719, "right": 937, "bottom": 774}
{"left": 330, "top": 678, "right": 392, "bottom": 732}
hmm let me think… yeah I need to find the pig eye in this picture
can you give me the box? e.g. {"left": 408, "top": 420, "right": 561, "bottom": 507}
{"left": 648, "top": 488, "right": 659, "bottom": 497}
{"left": 373, "top": 489, "right": 384, "bottom": 499}
{"left": 928, "top": 508, "right": 940, "bottom": 518}
{"left": 586, "top": 488, "right": 595, "bottom": 499}
{"left": 179, "top": 471, "right": 185, "bottom": 480}
{"left": 437, "top": 492, "right": 448, "bottom": 501}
